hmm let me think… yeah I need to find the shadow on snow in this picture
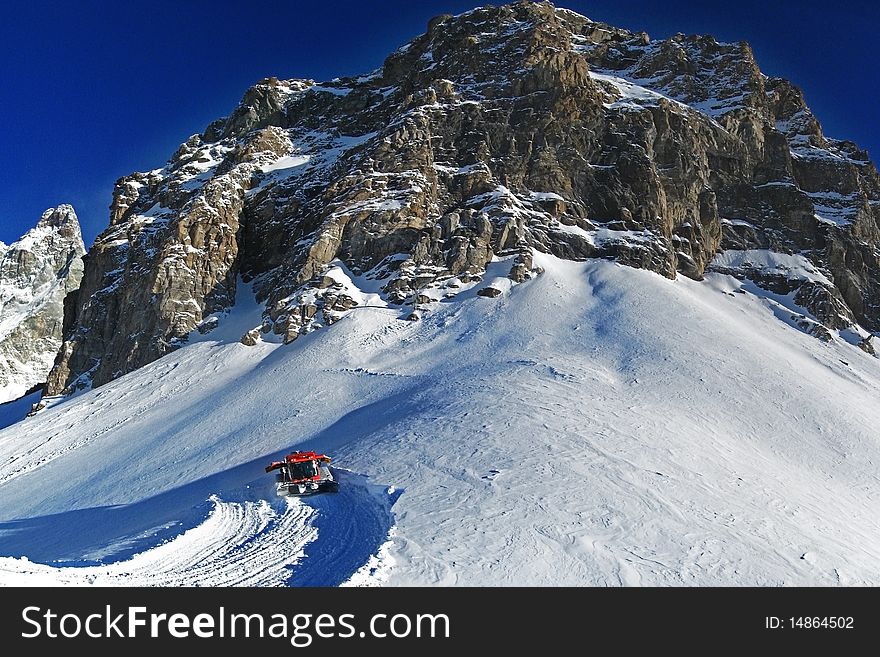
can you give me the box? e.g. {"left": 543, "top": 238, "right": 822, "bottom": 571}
{"left": 0, "top": 396, "right": 408, "bottom": 586}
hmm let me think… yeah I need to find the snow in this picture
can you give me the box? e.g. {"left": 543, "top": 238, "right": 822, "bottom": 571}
{"left": 481, "top": 275, "right": 513, "bottom": 297}
{"left": 586, "top": 70, "right": 733, "bottom": 135}
{"left": 814, "top": 209, "right": 854, "bottom": 227}
{"left": 548, "top": 224, "right": 660, "bottom": 251}
{"left": 0, "top": 497, "right": 317, "bottom": 586}
{"left": 552, "top": 222, "right": 593, "bottom": 241}
{"left": 260, "top": 154, "right": 311, "bottom": 173}
{"left": 528, "top": 191, "right": 565, "bottom": 202}
{"left": 712, "top": 249, "right": 832, "bottom": 285}
{"left": 243, "top": 131, "right": 378, "bottom": 200}
{"left": 806, "top": 190, "right": 860, "bottom": 226}
{"left": 688, "top": 93, "right": 748, "bottom": 117}
{"left": 309, "top": 85, "right": 352, "bottom": 97}
{"left": 434, "top": 162, "right": 491, "bottom": 176}
{"left": 590, "top": 72, "right": 681, "bottom": 111}
{"left": 0, "top": 390, "right": 40, "bottom": 431}
{"left": 1, "top": 255, "right": 880, "bottom": 586}
{"left": 593, "top": 227, "right": 657, "bottom": 245}
{"left": 577, "top": 36, "right": 761, "bottom": 130}
{"left": 789, "top": 142, "right": 868, "bottom": 165}
{"left": 321, "top": 263, "right": 386, "bottom": 309}
{"left": 721, "top": 218, "right": 756, "bottom": 228}
{"left": 0, "top": 469, "right": 395, "bottom": 587}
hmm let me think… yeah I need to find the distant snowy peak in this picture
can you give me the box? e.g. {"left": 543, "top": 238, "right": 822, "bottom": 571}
{"left": 7, "top": 206, "right": 83, "bottom": 267}
{"left": 37, "top": 204, "right": 82, "bottom": 231}
{"left": 47, "top": 1, "right": 880, "bottom": 396}
{"left": 0, "top": 205, "right": 85, "bottom": 403}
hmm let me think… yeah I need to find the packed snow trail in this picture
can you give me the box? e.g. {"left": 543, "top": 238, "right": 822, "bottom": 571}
{"left": 0, "top": 496, "right": 316, "bottom": 586}
{"left": 0, "top": 470, "right": 397, "bottom": 587}
{"left": 290, "top": 471, "right": 401, "bottom": 586}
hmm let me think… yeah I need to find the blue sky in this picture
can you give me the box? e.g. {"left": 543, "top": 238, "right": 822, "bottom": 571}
{"left": 1, "top": 1, "right": 877, "bottom": 246}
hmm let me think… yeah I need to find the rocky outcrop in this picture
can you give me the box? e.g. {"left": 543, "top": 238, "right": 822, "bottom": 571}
{"left": 0, "top": 206, "right": 85, "bottom": 402}
{"left": 46, "top": 1, "right": 880, "bottom": 394}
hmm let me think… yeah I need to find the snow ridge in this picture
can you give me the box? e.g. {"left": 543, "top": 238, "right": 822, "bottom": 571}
{"left": 0, "top": 497, "right": 318, "bottom": 587}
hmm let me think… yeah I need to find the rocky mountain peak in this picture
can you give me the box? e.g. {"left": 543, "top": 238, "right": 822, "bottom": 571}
{"left": 0, "top": 205, "right": 85, "bottom": 402}
{"left": 37, "top": 203, "right": 80, "bottom": 229}
{"left": 45, "top": 1, "right": 880, "bottom": 396}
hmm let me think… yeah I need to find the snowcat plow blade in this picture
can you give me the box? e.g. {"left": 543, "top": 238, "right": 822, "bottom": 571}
{"left": 276, "top": 478, "right": 339, "bottom": 497}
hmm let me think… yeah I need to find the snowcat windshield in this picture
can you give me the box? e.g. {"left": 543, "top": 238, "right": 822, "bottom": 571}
{"left": 287, "top": 461, "right": 317, "bottom": 481}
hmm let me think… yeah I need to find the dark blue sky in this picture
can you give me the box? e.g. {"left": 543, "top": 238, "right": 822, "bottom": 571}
{"left": 1, "top": 1, "right": 877, "bottom": 246}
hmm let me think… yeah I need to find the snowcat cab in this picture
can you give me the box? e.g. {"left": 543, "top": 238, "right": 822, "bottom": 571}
{"left": 265, "top": 451, "right": 338, "bottom": 496}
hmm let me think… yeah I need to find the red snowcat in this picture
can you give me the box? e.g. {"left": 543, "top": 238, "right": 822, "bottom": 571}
{"left": 265, "top": 451, "right": 339, "bottom": 496}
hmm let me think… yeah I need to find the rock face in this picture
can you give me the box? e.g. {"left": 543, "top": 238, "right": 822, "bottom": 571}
{"left": 0, "top": 206, "right": 85, "bottom": 402}
{"left": 46, "top": 1, "right": 880, "bottom": 394}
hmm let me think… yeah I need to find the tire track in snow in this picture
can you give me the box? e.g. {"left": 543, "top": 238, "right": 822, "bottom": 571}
{"left": 288, "top": 470, "right": 399, "bottom": 586}
{"left": 0, "top": 473, "right": 399, "bottom": 587}
{"left": 0, "top": 496, "right": 318, "bottom": 587}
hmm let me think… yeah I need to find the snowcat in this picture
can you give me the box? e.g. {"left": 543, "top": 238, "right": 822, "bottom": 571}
{"left": 265, "top": 451, "right": 339, "bottom": 496}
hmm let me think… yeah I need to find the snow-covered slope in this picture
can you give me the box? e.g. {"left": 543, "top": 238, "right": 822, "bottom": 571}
{"left": 0, "top": 390, "right": 42, "bottom": 432}
{"left": 1, "top": 253, "right": 878, "bottom": 586}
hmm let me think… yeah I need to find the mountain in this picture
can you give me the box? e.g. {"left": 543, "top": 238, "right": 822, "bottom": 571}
{"left": 1, "top": 2, "right": 879, "bottom": 587}
{"left": 0, "top": 205, "right": 85, "bottom": 403}
{"left": 46, "top": 1, "right": 879, "bottom": 396}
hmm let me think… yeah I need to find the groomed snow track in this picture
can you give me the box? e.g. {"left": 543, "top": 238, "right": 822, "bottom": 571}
{"left": 0, "top": 471, "right": 396, "bottom": 587}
